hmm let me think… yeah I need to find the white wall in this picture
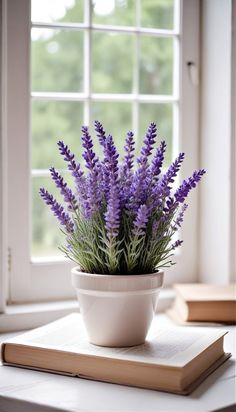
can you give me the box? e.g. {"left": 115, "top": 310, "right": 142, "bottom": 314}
{"left": 199, "top": 0, "right": 235, "bottom": 283}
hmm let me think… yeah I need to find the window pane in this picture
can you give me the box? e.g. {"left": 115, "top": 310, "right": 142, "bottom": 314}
{"left": 31, "top": 29, "right": 83, "bottom": 93}
{"left": 139, "top": 36, "right": 173, "bottom": 95}
{"left": 138, "top": 103, "right": 173, "bottom": 166}
{"left": 31, "top": 0, "right": 84, "bottom": 24}
{"left": 32, "top": 174, "right": 74, "bottom": 257}
{"left": 91, "top": 102, "right": 132, "bottom": 155}
{"left": 92, "top": 32, "right": 134, "bottom": 93}
{"left": 32, "top": 101, "right": 84, "bottom": 170}
{"left": 141, "top": 0, "right": 174, "bottom": 29}
{"left": 92, "top": 0, "right": 135, "bottom": 26}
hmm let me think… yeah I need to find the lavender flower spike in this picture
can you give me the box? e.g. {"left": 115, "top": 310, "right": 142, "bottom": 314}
{"left": 138, "top": 122, "right": 157, "bottom": 165}
{"left": 49, "top": 167, "right": 78, "bottom": 212}
{"left": 105, "top": 182, "right": 120, "bottom": 240}
{"left": 39, "top": 188, "right": 74, "bottom": 233}
{"left": 104, "top": 135, "right": 120, "bottom": 239}
{"left": 94, "top": 120, "right": 106, "bottom": 147}
{"left": 160, "top": 152, "right": 185, "bottom": 196}
{"left": 175, "top": 169, "right": 206, "bottom": 203}
{"left": 129, "top": 123, "right": 157, "bottom": 209}
{"left": 150, "top": 152, "right": 185, "bottom": 211}
{"left": 103, "top": 134, "right": 119, "bottom": 195}
{"left": 133, "top": 204, "right": 149, "bottom": 236}
{"left": 123, "top": 131, "right": 135, "bottom": 173}
{"left": 119, "top": 131, "right": 135, "bottom": 205}
{"left": 150, "top": 140, "right": 167, "bottom": 179}
{"left": 174, "top": 204, "right": 188, "bottom": 228}
{"left": 172, "top": 239, "right": 183, "bottom": 250}
{"left": 57, "top": 141, "right": 89, "bottom": 216}
{"left": 57, "top": 141, "right": 84, "bottom": 185}
{"left": 81, "top": 126, "right": 98, "bottom": 171}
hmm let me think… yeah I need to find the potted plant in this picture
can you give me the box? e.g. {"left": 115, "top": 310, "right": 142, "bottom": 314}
{"left": 40, "top": 121, "right": 205, "bottom": 347}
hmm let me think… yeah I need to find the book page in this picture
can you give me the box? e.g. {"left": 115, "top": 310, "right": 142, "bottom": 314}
{"left": 4, "top": 313, "right": 227, "bottom": 367}
{"left": 175, "top": 283, "right": 236, "bottom": 301}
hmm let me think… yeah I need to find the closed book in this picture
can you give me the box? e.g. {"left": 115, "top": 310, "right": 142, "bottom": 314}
{"left": 168, "top": 284, "right": 236, "bottom": 324}
{"left": 1, "top": 313, "right": 230, "bottom": 395}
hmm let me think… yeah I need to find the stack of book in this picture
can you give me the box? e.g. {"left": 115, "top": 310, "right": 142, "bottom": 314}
{"left": 1, "top": 313, "right": 230, "bottom": 395}
{"left": 167, "top": 283, "right": 236, "bottom": 324}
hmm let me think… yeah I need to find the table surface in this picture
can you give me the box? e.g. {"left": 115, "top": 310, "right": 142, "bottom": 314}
{"left": 0, "top": 314, "right": 236, "bottom": 412}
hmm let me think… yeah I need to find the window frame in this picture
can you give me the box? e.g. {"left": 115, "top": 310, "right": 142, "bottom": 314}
{"left": 4, "top": 0, "right": 201, "bottom": 304}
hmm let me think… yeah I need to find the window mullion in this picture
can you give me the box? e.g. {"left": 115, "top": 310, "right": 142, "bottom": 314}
{"left": 132, "top": 0, "right": 140, "bottom": 136}
{"left": 84, "top": 0, "right": 92, "bottom": 125}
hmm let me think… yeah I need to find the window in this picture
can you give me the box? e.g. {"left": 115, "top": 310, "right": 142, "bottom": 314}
{"left": 5, "top": 0, "right": 200, "bottom": 303}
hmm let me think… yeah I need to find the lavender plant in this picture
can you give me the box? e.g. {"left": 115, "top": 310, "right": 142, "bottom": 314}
{"left": 40, "top": 122, "right": 205, "bottom": 275}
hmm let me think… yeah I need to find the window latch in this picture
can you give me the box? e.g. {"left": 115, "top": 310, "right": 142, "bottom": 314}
{"left": 187, "top": 62, "right": 199, "bottom": 86}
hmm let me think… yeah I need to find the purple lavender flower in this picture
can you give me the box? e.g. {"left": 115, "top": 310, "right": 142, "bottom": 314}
{"left": 39, "top": 120, "right": 206, "bottom": 275}
{"left": 86, "top": 173, "right": 102, "bottom": 218}
{"left": 39, "top": 188, "right": 74, "bottom": 233}
{"left": 120, "top": 131, "right": 135, "bottom": 205}
{"left": 57, "top": 141, "right": 85, "bottom": 189}
{"left": 105, "top": 182, "right": 120, "bottom": 240}
{"left": 104, "top": 135, "right": 121, "bottom": 239}
{"left": 94, "top": 120, "right": 106, "bottom": 147}
{"left": 104, "top": 135, "right": 119, "bottom": 174}
{"left": 138, "top": 122, "right": 157, "bottom": 163}
{"left": 49, "top": 167, "right": 78, "bottom": 211}
{"left": 160, "top": 152, "right": 185, "bottom": 196}
{"left": 122, "top": 131, "right": 135, "bottom": 173}
{"left": 151, "top": 152, "right": 185, "bottom": 211}
{"left": 103, "top": 134, "right": 119, "bottom": 196}
{"left": 81, "top": 126, "right": 104, "bottom": 216}
{"left": 164, "top": 169, "right": 205, "bottom": 217}
{"left": 81, "top": 126, "right": 98, "bottom": 171}
{"left": 172, "top": 239, "right": 183, "bottom": 250}
{"left": 129, "top": 123, "right": 157, "bottom": 210}
{"left": 57, "top": 141, "right": 89, "bottom": 216}
{"left": 173, "top": 204, "right": 188, "bottom": 228}
{"left": 150, "top": 140, "right": 166, "bottom": 180}
{"left": 133, "top": 204, "right": 149, "bottom": 236}
{"left": 57, "top": 141, "right": 83, "bottom": 178}
{"left": 175, "top": 169, "right": 206, "bottom": 203}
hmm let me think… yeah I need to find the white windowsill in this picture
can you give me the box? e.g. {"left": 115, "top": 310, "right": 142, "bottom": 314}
{"left": 0, "top": 288, "right": 175, "bottom": 333}
{"left": 0, "top": 314, "right": 235, "bottom": 412}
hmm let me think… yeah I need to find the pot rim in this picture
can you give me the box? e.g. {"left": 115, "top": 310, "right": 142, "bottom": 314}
{"left": 71, "top": 266, "right": 164, "bottom": 279}
{"left": 71, "top": 266, "right": 164, "bottom": 293}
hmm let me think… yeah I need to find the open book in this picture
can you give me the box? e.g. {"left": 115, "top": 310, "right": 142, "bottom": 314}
{"left": 1, "top": 313, "right": 230, "bottom": 395}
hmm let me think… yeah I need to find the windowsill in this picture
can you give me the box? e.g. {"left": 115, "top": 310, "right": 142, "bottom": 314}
{"left": 0, "top": 288, "right": 175, "bottom": 333}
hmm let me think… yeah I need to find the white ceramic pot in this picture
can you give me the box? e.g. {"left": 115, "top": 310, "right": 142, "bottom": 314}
{"left": 71, "top": 267, "right": 164, "bottom": 347}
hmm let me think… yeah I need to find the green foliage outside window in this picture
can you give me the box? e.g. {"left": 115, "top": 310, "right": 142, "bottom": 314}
{"left": 31, "top": 0, "right": 175, "bottom": 257}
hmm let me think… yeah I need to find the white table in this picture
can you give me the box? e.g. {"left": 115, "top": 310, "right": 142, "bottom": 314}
{"left": 0, "top": 314, "right": 235, "bottom": 412}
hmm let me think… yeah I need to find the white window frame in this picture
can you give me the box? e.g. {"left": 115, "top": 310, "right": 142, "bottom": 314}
{"left": 199, "top": 0, "right": 236, "bottom": 284}
{"left": 2, "top": 0, "right": 201, "bottom": 305}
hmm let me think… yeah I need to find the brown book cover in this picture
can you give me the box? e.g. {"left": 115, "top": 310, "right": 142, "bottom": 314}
{"left": 1, "top": 313, "right": 231, "bottom": 395}
{"left": 168, "top": 283, "right": 236, "bottom": 323}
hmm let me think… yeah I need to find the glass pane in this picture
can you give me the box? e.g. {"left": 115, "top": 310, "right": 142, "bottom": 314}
{"left": 91, "top": 102, "right": 132, "bottom": 156}
{"left": 92, "top": 32, "right": 134, "bottom": 94}
{"left": 32, "top": 173, "right": 75, "bottom": 257}
{"left": 138, "top": 103, "right": 173, "bottom": 166}
{"left": 31, "top": 29, "right": 83, "bottom": 92}
{"left": 31, "top": 101, "right": 84, "bottom": 170}
{"left": 92, "top": 0, "right": 135, "bottom": 26}
{"left": 141, "top": 0, "right": 174, "bottom": 29}
{"left": 31, "top": 0, "right": 84, "bottom": 24}
{"left": 139, "top": 36, "right": 173, "bottom": 95}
